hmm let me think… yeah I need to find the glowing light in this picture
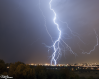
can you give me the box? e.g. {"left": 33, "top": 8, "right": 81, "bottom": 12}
{"left": 31, "top": 63, "right": 34, "bottom": 65}
{"left": 7, "top": 66, "right": 9, "bottom": 68}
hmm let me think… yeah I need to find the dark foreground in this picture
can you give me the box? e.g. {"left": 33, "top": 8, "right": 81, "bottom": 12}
{"left": 0, "top": 59, "right": 99, "bottom": 79}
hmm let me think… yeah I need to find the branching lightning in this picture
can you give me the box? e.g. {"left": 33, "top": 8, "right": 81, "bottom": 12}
{"left": 49, "top": 0, "right": 61, "bottom": 65}
{"left": 39, "top": 0, "right": 98, "bottom": 65}
{"left": 49, "top": 0, "right": 77, "bottom": 65}
{"left": 39, "top": 0, "right": 54, "bottom": 43}
{"left": 78, "top": 29, "right": 98, "bottom": 54}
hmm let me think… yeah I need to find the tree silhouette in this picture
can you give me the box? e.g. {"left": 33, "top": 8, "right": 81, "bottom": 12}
{"left": 0, "top": 59, "right": 6, "bottom": 74}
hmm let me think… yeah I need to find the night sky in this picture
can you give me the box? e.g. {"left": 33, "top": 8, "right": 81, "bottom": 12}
{"left": 0, "top": 0, "right": 99, "bottom": 64}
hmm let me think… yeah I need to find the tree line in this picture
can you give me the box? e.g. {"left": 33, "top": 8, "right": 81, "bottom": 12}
{"left": 0, "top": 59, "right": 95, "bottom": 79}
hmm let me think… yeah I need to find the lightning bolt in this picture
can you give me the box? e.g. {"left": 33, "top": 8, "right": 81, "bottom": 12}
{"left": 49, "top": 0, "right": 78, "bottom": 65}
{"left": 39, "top": 0, "right": 98, "bottom": 65}
{"left": 39, "top": 0, "right": 74, "bottom": 65}
{"left": 49, "top": 0, "right": 61, "bottom": 65}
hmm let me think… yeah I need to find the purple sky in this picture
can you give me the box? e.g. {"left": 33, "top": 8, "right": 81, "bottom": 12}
{"left": 0, "top": 0, "right": 99, "bottom": 64}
